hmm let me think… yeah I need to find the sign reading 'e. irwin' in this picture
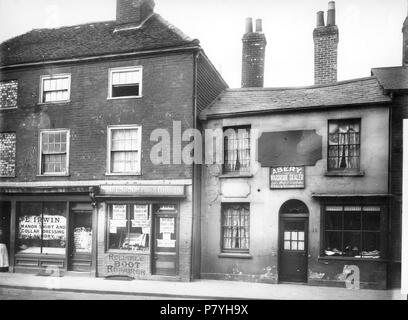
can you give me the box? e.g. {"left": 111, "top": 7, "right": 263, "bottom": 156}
{"left": 270, "top": 166, "right": 305, "bottom": 189}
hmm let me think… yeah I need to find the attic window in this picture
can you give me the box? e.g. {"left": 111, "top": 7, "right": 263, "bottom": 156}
{"left": 109, "top": 66, "right": 142, "bottom": 99}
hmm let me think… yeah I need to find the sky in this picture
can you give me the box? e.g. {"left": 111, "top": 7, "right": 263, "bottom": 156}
{"left": 0, "top": 0, "right": 406, "bottom": 88}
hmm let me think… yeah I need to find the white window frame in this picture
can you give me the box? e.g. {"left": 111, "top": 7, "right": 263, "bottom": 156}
{"left": 106, "top": 125, "right": 142, "bottom": 175}
{"left": 39, "top": 74, "right": 71, "bottom": 104}
{"left": 108, "top": 66, "right": 143, "bottom": 99}
{"left": 38, "top": 129, "right": 70, "bottom": 176}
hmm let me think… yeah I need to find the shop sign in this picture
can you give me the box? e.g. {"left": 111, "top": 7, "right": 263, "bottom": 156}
{"left": 132, "top": 205, "right": 149, "bottom": 228}
{"left": 18, "top": 215, "right": 66, "bottom": 240}
{"left": 270, "top": 166, "right": 305, "bottom": 189}
{"left": 112, "top": 205, "right": 126, "bottom": 220}
{"left": 100, "top": 185, "right": 185, "bottom": 197}
{"left": 160, "top": 218, "right": 174, "bottom": 234}
{"left": 104, "top": 253, "right": 148, "bottom": 278}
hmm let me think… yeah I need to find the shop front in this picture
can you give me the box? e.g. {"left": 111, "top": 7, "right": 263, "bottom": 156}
{"left": 94, "top": 183, "right": 193, "bottom": 281}
{"left": 0, "top": 188, "right": 96, "bottom": 275}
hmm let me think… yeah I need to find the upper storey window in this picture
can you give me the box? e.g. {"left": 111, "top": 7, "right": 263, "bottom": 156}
{"left": 40, "top": 74, "right": 71, "bottom": 103}
{"left": 109, "top": 66, "right": 142, "bottom": 99}
{"left": 0, "top": 80, "right": 18, "bottom": 110}
{"left": 328, "top": 119, "right": 361, "bottom": 172}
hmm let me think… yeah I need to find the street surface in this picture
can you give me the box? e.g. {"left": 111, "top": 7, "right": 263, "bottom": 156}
{"left": 0, "top": 287, "right": 190, "bottom": 300}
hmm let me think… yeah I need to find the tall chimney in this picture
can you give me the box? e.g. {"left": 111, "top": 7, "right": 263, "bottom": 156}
{"left": 116, "top": 0, "right": 155, "bottom": 27}
{"left": 403, "top": 0, "right": 408, "bottom": 66}
{"left": 313, "top": 1, "right": 339, "bottom": 85}
{"left": 241, "top": 18, "right": 267, "bottom": 88}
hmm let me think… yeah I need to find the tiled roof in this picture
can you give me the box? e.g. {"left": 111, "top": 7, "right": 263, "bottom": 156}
{"left": 371, "top": 66, "right": 408, "bottom": 92}
{"left": 200, "top": 77, "right": 391, "bottom": 119}
{"left": 0, "top": 14, "right": 199, "bottom": 67}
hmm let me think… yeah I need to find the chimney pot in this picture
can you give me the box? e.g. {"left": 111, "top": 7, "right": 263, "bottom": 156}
{"left": 255, "top": 19, "right": 263, "bottom": 32}
{"left": 316, "top": 11, "right": 325, "bottom": 27}
{"left": 245, "top": 18, "right": 253, "bottom": 33}
{"left": 327, "top": 1, "right": 336, "bottom": 26}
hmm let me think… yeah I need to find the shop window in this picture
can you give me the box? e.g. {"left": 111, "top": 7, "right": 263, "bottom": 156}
{"left": 221, "top": 203, "right": 250, "bottom": 253}
{"left": 16, "top": 202, "right": 67, "bottom": 255}
{"left": 107, "top": 126, "right": 142, "bottom": 175}
{"left": 109, "top": 66, "right": 142, "bottom": 99}
{"left": 328, "top": 119, "right": 360, "bottom": 171}
{"left": 223, "top": 126, "right": 251, "bottom": 174}
{"left": 39, "top": 130, "right": 69, "bottom": 175}
{"left": 323, "top": 205, "right": 382, "bottom": 258}
{"left": 40, "top": 74, "right": 71, "bottom": 103}
{"left": 108, "top": 204, "right": 150, "bottom": 252}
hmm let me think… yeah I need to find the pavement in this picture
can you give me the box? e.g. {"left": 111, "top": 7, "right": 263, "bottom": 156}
{"left": 0, "top": 272, "right": 405, "bottom": 300}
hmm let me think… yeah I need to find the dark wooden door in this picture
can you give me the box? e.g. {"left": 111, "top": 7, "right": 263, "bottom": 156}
{"left": 152, "top": 214, "right": 178, "bottom": 276}
{"left": 279, "top": 218, "right": 308, "bottom": 283}
{"left": 68, "top": 210, "right": 93, "bottom": 272}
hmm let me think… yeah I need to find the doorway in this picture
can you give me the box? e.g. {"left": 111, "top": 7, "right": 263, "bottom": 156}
{"left": 278, "top": 200, "right": 309, "bottom": 283}
{"left": 152, "top": 204, "right": 178, "bottom": 276}
{"left": 68, "top": 204, "right": 93, "bottom": 272}
{"left": 0, "top": 202, "right": 11, "bottom": 272}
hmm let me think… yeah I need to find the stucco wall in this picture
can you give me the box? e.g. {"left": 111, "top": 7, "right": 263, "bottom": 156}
{"left": 200, "top": 105, "right": 389, "bottom": 288}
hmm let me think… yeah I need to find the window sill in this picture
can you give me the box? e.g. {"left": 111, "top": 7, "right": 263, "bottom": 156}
{"left": 36, "top": 174, "right": 70, "bottom": 177}
{"left": 219, "top": 173, "right": 253, "bottom": 179}
{"left": 218, "top": 253, "right": 252, "bottom": 259}
{"left": 107, "top": 96, "right": 143, "bottom": 100}
{"left": 325, "top": 171, "right": 365, "bottom": 177}
{"left": 318, "top": 255, "right": 386, "bottom": 262}
{"left": 38, "top": 101, "right": 71, "bottom": 106}
{"left": 0, "top": 107, "right": 18, "bottom": 111}
{"left": 105, "top": 173, "right": 142, "bottom": 176}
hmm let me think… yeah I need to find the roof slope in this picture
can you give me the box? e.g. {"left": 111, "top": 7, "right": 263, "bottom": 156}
{"left": 371, "top": 66, "right": 408, "bottom": 92}
{"left": 200, "top": 77, "right": 391, "bottom": 119}
{"left": 0, "top": 14, "right": 199, "bottom": 67}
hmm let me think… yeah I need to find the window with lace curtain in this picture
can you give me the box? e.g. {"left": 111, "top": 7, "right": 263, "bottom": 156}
{"left": 221, "top": 203, "right": 250, "bottom": 253}
{"left": 223, "top": 126, "right": 251, "bottom": 174}
{"left": 328, "top": 119, "right": 360, "bottom": 171}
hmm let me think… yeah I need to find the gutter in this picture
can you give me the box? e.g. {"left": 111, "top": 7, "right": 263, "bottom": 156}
{"left": 0, "top": 45, "right": 201, "bottom": 70}
{"left": 200, "top": 100, "right": 392, "bottom": 121}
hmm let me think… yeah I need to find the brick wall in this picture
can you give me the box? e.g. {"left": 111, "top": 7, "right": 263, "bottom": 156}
{"left": 116, "top": 0, "right": 154, "bottom": 26}
{"left": 0, "top": 80, "right": 18, "bottom": 109}
{"left": 388, "top": 94, "right": 408, "bottom": 287}
{"left": 0, "top": 52, "right": 196, "bottom": 182}
{"left": 241, "top": 33, "right": 266, "bottom": 88}
{"left": 313, "top": 26, "right": 339, "bottom": 85}
{"left": 0, "top": 132, "right": 16, "bottom": 177}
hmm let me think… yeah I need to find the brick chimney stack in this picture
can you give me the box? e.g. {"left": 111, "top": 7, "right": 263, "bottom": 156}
{"left": 241, "top": 18, "right": 267, "bottom": 88}
{"left": 116, "top": 0, "right": 155, "bottom": 28}
{"left": 402, "top": 0, "right": 408, "bottom": 66}
{"left": 313, "top": 1, "right": 339, "bottom": 85}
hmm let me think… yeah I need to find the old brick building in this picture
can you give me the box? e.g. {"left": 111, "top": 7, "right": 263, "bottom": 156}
{"left": 199, "top": 1, "right": 403, "bottom": 289}
{"left": 0, "top": 0, "right": 227, "bottom": 280}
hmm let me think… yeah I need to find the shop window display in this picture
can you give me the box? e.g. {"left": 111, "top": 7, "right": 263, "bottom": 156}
{"left": 16, "top": 202, "right": 67, "bottom": 255}
{"left": 323, "top": 205, "right": 382, "bottom": 258}
{"left": 108, "top": 204, "right": 150, "bottom": 252}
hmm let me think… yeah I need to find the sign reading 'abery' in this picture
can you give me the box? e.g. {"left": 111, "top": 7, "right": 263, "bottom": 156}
{"left": 270, "top": 166, "right": 305, "bottom": 189}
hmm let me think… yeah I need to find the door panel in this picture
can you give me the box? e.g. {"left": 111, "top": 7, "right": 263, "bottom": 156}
{"left": 152, "top": 214, "right": 178, "bottom": 276}
{"left": 69, "top": 210, "right": 93, "bottom": 272}
{"left": 279, "top": 219, "right": 308, "bottom": 283}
